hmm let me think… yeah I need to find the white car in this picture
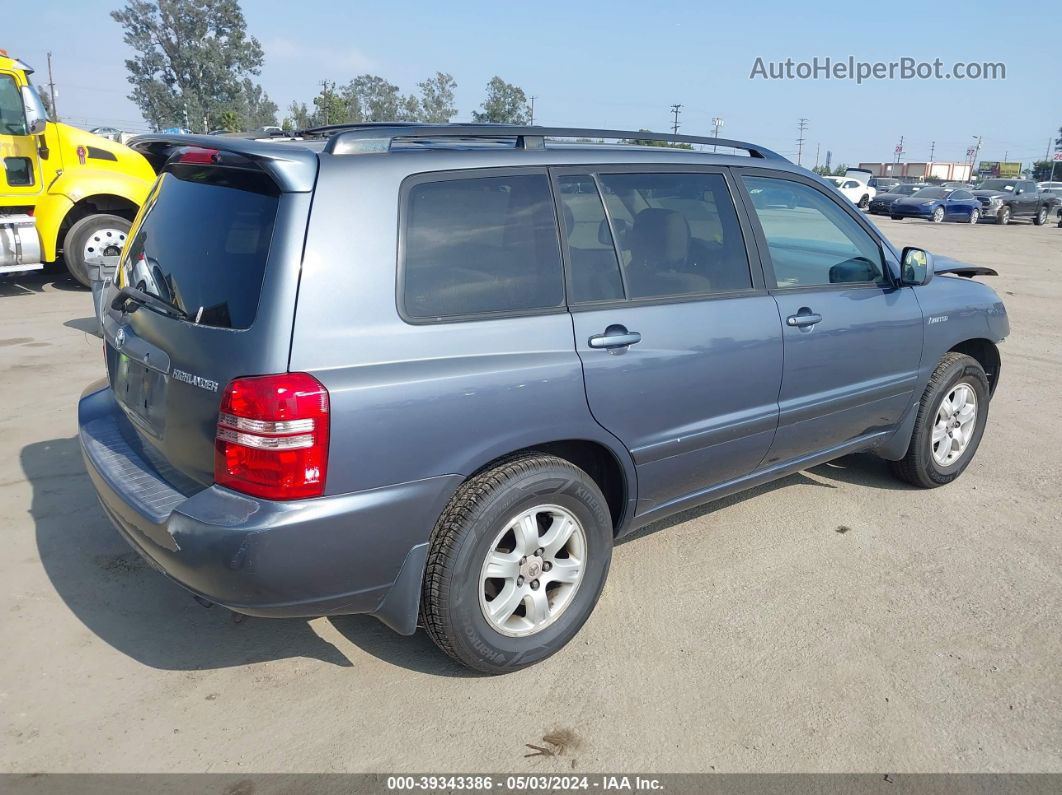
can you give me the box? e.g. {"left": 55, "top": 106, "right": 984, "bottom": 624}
{"left": 824, "top": 169, "right": 876, "bottom": 209}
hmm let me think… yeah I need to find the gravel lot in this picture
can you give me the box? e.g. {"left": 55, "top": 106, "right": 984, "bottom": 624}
{"left": 2, "top": 216, "right": 1059, "bottom": 774}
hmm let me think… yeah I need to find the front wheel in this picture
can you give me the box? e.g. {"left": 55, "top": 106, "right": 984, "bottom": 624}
{"left": 858, "top": 194, "right": 870, "bottom": 209}
{"left": 968, "top": 208, "right": 980, "bottom": 224}
{"left": 1032, "top": 206, "right": 1048, "bottom": 226}
{"left": 62, "top": 213, "right": 131, "bottom": 288}
{"left": 996, "top": 206, "right": 1011, "bottom": 225}
{"left": 889, "top": 353, "right": 990, "bottom": 488}
{"left": 421, "top": 453, "right": 614, "bottom": 673}
{"left": 930, "top": 206, "right": 945, "bottom": 223}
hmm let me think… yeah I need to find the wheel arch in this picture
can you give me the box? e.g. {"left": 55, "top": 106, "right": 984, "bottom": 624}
{"left": 56, "top": 194, "right": 139, "bottom": 254}
{"left": 465, "top": 438, "right": 635, "bottom": 536}
{"left": 949, "top": 338, "right": 1001, "bottom": 396}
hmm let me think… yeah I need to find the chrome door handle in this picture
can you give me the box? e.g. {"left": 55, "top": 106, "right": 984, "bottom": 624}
{"left": 786, "top": 311, "right": 822, "bottom": 327}
{"left": 588, "top": 328, "right": 642, "bottom": 349}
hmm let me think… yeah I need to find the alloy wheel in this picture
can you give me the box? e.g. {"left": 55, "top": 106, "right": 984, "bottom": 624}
{"left": 932, "top": 383, "right": 978, "bottom": 466}
{"left": 479, "top": 504, "right": 587, "bottom": 637}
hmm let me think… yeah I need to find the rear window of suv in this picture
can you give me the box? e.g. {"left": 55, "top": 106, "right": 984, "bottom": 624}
{"left": 119, "top": 166, "right": 280, "bottom": 329}
{"left": 400, "top": 173, "right": 565, "bottom": 320}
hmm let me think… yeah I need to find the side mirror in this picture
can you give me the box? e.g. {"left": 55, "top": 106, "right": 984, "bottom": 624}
{"left": 900, "top": 247, "right": 934, "bottom": 286}
{"left": 21, "top": 85, "right": 48, "bottom": 135}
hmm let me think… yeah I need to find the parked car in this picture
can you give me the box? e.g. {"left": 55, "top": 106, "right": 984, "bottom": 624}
{"left": 868, "top": 176, "right": 900, "bottom": 192}
{"left": 1036, "top": 181, "right": 1062, "bottom": 191}
{"left": 824, "top": 175, "right": 876, "bottom": 208}
{"left": 867, "top": 183, "right": 925, "bottom": 215}
{"left": 79, "top": 124, "right": 1008, "bottom": 673}
{"left": 972, "top": 179, "right": 1056, "bottom": 225}
{"left": 890, "top": 186, "right": 982, "bottom": 223}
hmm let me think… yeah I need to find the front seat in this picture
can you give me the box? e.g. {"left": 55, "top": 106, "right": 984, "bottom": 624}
{"left": 626, "top": 208, "right": 710, "bottom": 297}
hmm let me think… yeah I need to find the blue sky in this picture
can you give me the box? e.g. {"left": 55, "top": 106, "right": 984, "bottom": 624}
{"left": 10, "top": 0, "right": 1059, "bottom": 167}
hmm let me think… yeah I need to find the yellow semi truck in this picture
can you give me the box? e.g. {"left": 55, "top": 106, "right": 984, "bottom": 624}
{"left": 1, "top": 48, "right": 155, "bottom": 286}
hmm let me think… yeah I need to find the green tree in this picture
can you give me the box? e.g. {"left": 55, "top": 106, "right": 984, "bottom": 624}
{"left": 111, "top": 0, "right": 265, "bottom": 132}
{"left": 471, "top": 76, "right": 530, "bottom": 124}
{"left": 811, "top": 165, "right": 832, "bottom": 176}
{"left": 283, "top": 101, "right": 312, "bottom": 131}
{"left": 1032, "top": 159, "right": 1058, "bottom": 181}
{"left": 237, "top": 79, "right": 278, "bottom": 130}
{"left": 832, "top": 163, "right": 848, "bottom": 176}
{"left": 312, "top": 80, "right": 348, "bottom": 126}
{"left": 416, "top": 72, "right": 457, "bottom": 123}
{"left": 345, "top": 74, "right": 403, "bottom": 122}
{"left": 219, "top": 109, "right": 240, "bottom": 132}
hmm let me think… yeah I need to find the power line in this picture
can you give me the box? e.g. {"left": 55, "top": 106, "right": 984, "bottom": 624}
{"left": 796, "top": 118, "right": 808, "bottom": 166}
{"left": 670, "top": 103, "right": 682, "bottom": 135}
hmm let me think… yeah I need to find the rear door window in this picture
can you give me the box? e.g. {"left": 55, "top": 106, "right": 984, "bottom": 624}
{"left": 120, "top": 166, "right": 280, "bottom": 329}
{"left": 401, "top": 173, "right": 565, "bottom": 320}
{"left": 595, "top": 171, "right": 752, "bottom": 299}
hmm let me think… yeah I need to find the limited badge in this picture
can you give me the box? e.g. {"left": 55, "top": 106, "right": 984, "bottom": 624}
{"left": 76, "top": 145, "right": 86, "bottom": 165}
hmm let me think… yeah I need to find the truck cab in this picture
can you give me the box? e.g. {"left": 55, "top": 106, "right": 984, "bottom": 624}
{"left": 0, "top": 48, "right": 155, "bottom": 286}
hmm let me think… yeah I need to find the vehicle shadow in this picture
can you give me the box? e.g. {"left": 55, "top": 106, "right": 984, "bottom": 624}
{"left": 0, "top": 268, "right": 85, "bottom": 298}
{"left": 24, "top": 435, "right": 356, "bottom": 671}
{"left": 64, "top": 316, "right": 103, "bottom": 338}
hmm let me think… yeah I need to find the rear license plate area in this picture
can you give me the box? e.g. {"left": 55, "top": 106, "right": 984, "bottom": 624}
{"left": 114, "top": 353, "right": 168, "bottom": 437}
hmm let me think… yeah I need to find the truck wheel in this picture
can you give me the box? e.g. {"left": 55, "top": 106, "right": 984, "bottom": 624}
{"left": 421, "top": 452, "right": 613, "bottom": 673}
{"left": 63, "top": 214, "right": 131, "bottom": 288}
{"left": 1032, "top": 206, "right": 1048, "bottom": 226}
{"left": 889, "top": 353, "right": 990, "bottom": 489}
{"left": 995, "top": 206, "right": 1011, "bottom": 225}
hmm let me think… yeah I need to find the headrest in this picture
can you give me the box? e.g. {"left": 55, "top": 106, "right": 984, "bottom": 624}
{"left": 631, "top": 208, "right": 690, "bottom": 265}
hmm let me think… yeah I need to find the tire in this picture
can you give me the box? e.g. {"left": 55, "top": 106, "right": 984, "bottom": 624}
{"left": 996, "top": 206, "right": 1011, "bottom": 225}
{"left": 62, "top": 213, "right": 131, "bottom": 288}
{"left": 930, "top": 206, "right": 945, "bottom": 223}
{"left": 421, "top": 452, "right": 613, "bottom": 673}
{"left": 1032, "top": 206, "right": 1048, "bottom": 226}
{"left": 968, "top": 208, "right": 980, "bottom": 224}
{"left": 889, "top": 353, "right": 990, "bottom": 489}
{"left": 891, "top": 215, "right": 903, "bottom": 221}
{"left": 858, "top": 195, "right": 870, "bottom": 209}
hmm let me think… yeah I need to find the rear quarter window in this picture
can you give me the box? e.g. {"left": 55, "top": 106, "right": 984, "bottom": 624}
{"left": 400, "top": 172, "right": 565, "bottom": 321}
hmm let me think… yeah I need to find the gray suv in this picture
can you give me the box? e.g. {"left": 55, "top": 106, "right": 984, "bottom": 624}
{"left": 79, "top": 125, "right": 1009, "bottom": 673}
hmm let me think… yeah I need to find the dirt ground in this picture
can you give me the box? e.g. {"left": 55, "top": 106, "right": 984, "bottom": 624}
{"left": 1, "top": 216, "right": 1059, "bottom": 773}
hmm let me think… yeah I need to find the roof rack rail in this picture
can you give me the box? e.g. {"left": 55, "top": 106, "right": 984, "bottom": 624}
{"left": 316, "top": 124, "right": 786, "bottom": 160}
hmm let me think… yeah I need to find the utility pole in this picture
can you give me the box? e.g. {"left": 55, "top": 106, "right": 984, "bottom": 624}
{"left": 529, "top": 96, "right": 536, "bottom": 125}
{"left": 894, "top": 135, "right": 904, "bottom": 164}
{"left": 929, "top": 141, "right": 935, "bottom": 163}
{"left": 711, "top": 116, "right": 724, "bottom": 152}
{"left": 670, "top": 104, "right": 682, "bottom": 134}
{"left": 796, "top": 118, "right": 808, "bottom": 166}
{"left": 46, "top": 51, "right": 59, "bottom": 122}
{"left": 814, "top": 142, "right": 820, "bottom": 169}
{"left": 318, "top": 81, "right": 332, "bottom": 125}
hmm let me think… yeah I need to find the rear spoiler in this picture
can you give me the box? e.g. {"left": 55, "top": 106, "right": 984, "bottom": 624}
{"left": 128, "top": 134, "right": 319, "bottom": 193}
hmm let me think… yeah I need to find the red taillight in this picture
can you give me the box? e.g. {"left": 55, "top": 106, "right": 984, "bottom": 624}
{"left": 214, "top": 373, "right": 329, "bottom": 500}
{"left": 177, "top": 147, "right": 220, "bottom": 164}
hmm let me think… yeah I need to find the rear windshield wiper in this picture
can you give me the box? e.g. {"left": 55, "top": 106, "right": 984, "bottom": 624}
{"left": 111, "top": 285, "right": 195, "bottom": 322}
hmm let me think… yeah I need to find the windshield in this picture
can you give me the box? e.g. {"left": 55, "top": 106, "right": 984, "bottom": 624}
{"left": 979, "top": 179, "right": 1017, "bottom": 191}
{"left": 119, "top": 166, "right": 280, "bottom": 329}
{"left": 894, "top": 184, "right": 923, "bottom": 195}
{"left": 825, "top": 177, "right": 843, "bottom": 185}
{"left": 914, "top": 188, "right": 949, "bottom": 199}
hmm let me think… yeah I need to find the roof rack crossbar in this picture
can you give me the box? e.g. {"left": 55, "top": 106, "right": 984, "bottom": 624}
{"left": 317, "top": 124, "right": 784, "bottom": 160}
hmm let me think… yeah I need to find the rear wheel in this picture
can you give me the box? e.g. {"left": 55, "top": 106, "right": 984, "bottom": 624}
{"left": 62, "top": 213, "right": 130, "bottom": 288}
{"left": 889, "top": 353, "right": 990, "bottom": 488}
{"left": 421, "top": 453, "right": 613, "bottom": 673}
{"left": 858, "top": 194, "right": 870, "bottom": 209}
{"left": 1032, "top": 206, "right": 1048, "bottom": 226}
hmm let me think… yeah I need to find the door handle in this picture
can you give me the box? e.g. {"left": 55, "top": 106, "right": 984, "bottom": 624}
{"left": 786, "top": 310, "right": 822, "bottom": 328}
{"left": 588, "top": 325, "right": 642, "bottom": 349}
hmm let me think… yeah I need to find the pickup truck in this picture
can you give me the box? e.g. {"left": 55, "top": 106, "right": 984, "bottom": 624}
{"left": 972, "top": 179, "right": 1059, "bottom": 225}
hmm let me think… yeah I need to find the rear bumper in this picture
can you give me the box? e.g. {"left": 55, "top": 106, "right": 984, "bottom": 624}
{"left": 78, "top": 383, "right": 461, "bottom": 632}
